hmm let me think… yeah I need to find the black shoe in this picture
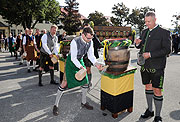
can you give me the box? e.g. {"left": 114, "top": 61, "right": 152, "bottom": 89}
{"left": 50, "top": 80, "right": 59, "bottom": 85}
{"left": 140, "top": 109, "right": 154, "bottom": 118}
{"left": 81, "top": 102, "right": 93, "bottom": 110}
{"left": 27, "top": 69, "right": 31, "bottom": 73}
{"left": 153, "top": 116, "right": 162, "bottom": 122}
{"left": 38, "top": 82, "right": 43, "bottom": 86}
{"left": 19, "top": 62, "right": 23, "bottom": 65}
{"left": 53, "top": 105, "right": 59, "bottom": 116}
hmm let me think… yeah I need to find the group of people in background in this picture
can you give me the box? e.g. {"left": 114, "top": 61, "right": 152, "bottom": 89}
{"left": 0, "top": 11, "right": 178, "bottom": 122}
{"left": 0, "top": 22, "right": 102, "bottom": 89}
{"left": 0, "top": 28, "right": 47, "bottom": 61}
{"left": 172, "top": 33, "right": 180, "bottom": 54}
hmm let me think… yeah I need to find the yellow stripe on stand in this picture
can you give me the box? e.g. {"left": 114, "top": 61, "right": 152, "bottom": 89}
{"left": 101, "top": 73, "right": 134, "bottom": 96}
{"left": 59, "top": 60, "right": 65, "bottom": 73}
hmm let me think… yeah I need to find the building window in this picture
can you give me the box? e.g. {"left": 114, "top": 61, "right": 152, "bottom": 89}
{"left": 11, "top": 29, "right": 16, "bottom": 36}
{"left": 18, "top": 30, "right": 22, "bottom": 34}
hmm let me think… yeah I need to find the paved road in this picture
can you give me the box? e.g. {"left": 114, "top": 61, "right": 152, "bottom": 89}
{"left": 0, "top": 48, "right": 180, "bottom": 122}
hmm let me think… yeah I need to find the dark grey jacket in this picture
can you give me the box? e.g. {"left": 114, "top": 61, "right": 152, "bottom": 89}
{"left": 136, "top": 26, "right": 171, "bottom": 69}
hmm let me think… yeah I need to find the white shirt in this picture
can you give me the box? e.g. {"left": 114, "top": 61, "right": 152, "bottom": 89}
{"left": 149, "top": 24, "right": 158, "bottom": 31}
{"left": 7, "top": 36, "right": 15, "bottom": 43}
{"left": 41, "top": 34, "right": 59, "bottom": 55}
{"left": 23, "top": 35, "right": 36, "bottom": 45}
{"left": 70, "top": 36, "right": 97, "bottom": 69}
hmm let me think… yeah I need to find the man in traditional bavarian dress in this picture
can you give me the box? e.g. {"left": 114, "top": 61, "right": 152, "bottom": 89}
{"left": 15, "top": 34, "right": 22, "bottom": 60}
{"left": 23, "top": 28, "right": 40, "bottom": 73}
{"left": 135, "top": 12, "right": 171, "bottom": 122}
{"left": 35, "top": 28, "right": 42, "bottom": 69}
{"left": 53, "top": 27, "right": 103, "bottom": 116}
{"left": 7, "top": 33, "right": 16, "bottom": 57}
{"left": 38, "top": 25, "right": 59, "bottom": 86}
{"left": 83, "top": 22, "right": 101, "bottom": 88}
{"left": 19, "top": 29, "right": 28, "bottom": 65}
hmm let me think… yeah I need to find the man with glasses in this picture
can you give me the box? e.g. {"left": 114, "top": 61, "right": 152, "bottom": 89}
{"left": 53, "top": 27, "right": 102, "bottom": 116}
{"left": 83, "top": 22, "right": 101, "bottom": 88}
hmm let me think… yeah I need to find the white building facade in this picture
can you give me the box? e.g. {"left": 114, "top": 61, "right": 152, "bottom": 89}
{"left": 0, "top": 15, "right": 64, "bottom": 37}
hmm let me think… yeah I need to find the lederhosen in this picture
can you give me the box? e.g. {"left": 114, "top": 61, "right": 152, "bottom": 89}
{"left": 25, "top": 35, "right": 37, "bottom": 61}
{"left": 65, "top": 37, "right": 91, "bottom": 89}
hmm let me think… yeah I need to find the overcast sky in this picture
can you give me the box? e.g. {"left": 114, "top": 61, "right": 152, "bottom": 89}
{"left": 58, "top": 0, "right": 180, "bottom": 29}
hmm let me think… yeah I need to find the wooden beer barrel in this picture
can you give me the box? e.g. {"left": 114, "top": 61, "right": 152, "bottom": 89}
{"left": 102, "top": 38, "right": 132, "bottom": 73}
{"left": 102, "top": 31, "right": 106, "bottom": 36}
{"left": 96, "top": 31, "right": 100, "bottom": 36}
{"left": 99, "top": 37, "right": 104, "bottom": 41}
{"left": 108, "top": 31, "right": 112, "bottom": 36}
{"left": 114, "top": 31, "right": 118, "bottom": 36}
{"left": 60, "top": 40, "right": 71, "bottom": 58}
{"left": 120, "top": 31, "right": 123, "bottom": 36}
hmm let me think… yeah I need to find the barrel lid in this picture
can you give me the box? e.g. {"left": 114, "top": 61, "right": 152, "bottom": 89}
{"left": 101, "top": 38, "right": 132, "bottom": 48}
{"left": 60, "top": 40, "right": 71, "bottom": 46}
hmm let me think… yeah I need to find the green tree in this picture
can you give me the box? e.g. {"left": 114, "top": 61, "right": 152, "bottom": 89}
{"left": 0, "top": 0, "right": 61, "bottom": 30}
{"left": 87, "top": 11, "right": 109, "bottom": 26}
{"left": 60, "top": 0, "right": 81, "bottom": 35}
{"left": 171, "top": 13, "right": 180, "bottom": 33}
{"left": 110, "top": 2, "right": 130, "bottom": 26}
{"left": 128, "top": 7, "right": 155, "bottom": 32}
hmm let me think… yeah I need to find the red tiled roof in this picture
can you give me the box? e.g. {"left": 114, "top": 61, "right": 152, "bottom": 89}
{"left": 60, "top": 7, "right": 87, "bottom": 20}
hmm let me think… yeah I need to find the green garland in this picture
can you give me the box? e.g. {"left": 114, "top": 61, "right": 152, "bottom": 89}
{"left": 100, "top": 68, "right": 137, "bottom": 79}
{"left": 101, "top": 39, "right": 132, "bottom": 48}
{"left": 59, "top": 57, "right": 65, "bottom": 62}
{"left": 60, "top": 41, "right": 71, "bottom": 46}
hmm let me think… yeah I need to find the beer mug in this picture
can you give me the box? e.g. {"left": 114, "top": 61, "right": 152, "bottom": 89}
{"left": 51, "top": 56, "right": 58, "bottom": 64}
{"left": 22, "top": 52, "right": 27, "bottom": 59}
{"left": 75, "top": 68, "right": 87, "bottom": 81}
{"left": 137, "top": 52, "right": 145, "bottom": 66}
{"left": 18, "top": 47, "right": 22, "bottom": 52}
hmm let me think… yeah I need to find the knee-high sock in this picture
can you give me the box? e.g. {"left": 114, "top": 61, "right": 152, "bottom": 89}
{"left": 88, "top": 74, "right": 92, "bottom": 85}
{"left": 20, "top": 56, "right": 23, "bottom": 63}
{"left": 26, "top": 61, "right": 30, "bottom": 69}
{"left": 15, "top": 52, "right": 17, "bottom": 59}
{"left": 50, "top": 69, "right": 54, "bottom": 81}
{"left": 81, "top": 86, "right": 88, "bottom": 104}
{"left": 145, "top": 90, "right": 154, "bottom": 112}
{"left": 55, "top": 86, "right": 65, "bottom": 107}
{"left": 33, "top": 60, "right": 36, "bottom": 69}
{"left": 154, "top": 95, "right": 163, "bottom": 117}
{"left": 39, "top": 70, "right": 42, "bottom": 83}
